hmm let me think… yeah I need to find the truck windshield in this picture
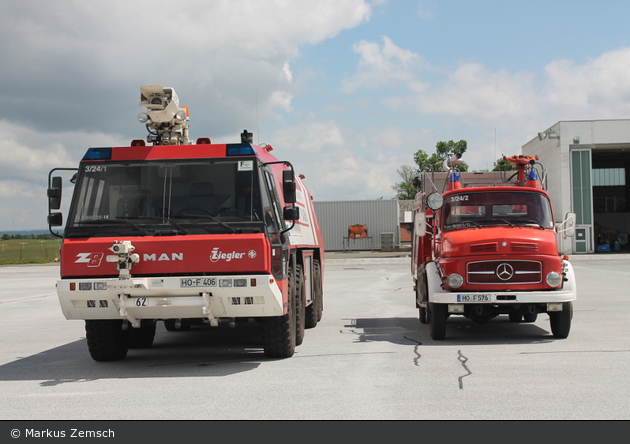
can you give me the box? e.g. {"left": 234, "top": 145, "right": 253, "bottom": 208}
{"left": 443, "top": 191, "right": 554, "bottom": 231}
{"left": 66, "top": 159, "right": 263, "bottom": 237}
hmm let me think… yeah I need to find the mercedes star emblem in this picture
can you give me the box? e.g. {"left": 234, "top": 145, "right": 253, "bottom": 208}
{"left": 496, "top": 263, "right": 514, "bottom": 280}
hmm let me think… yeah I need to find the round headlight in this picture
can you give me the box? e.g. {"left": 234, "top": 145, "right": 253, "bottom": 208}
{"left": 138, "top": 112, "right": 150, "bottom": 123}
{"left": 546, "top": 271, "right": 562, "bottom": 287}
{"left": 447, "top": 273, "right": 464, "bottom": 289}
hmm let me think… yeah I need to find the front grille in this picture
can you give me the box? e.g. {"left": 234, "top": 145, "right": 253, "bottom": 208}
{"left": 467, "top": 260, "right": 542, "bottom": 284}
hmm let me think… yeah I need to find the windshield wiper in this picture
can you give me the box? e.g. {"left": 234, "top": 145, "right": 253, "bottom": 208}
{"left": 78, "top": 218, "right": 149, "bottom": 235}
{"left": 174, "top": 213, "right": 237, "bottom": 233}
{"left": 511, "top": 216, "right": 545, "bottom": 229}
{"left": 494, "top": 219, "right": 514, "bottom": 227}
{"left": 118, "top": 216, "right": 189, "bottom": 235}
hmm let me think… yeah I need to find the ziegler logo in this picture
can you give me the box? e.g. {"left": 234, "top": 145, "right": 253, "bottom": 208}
{"left": 210, "top": 247, "right": 256, "bottom": 262}
{"left": 75, "top": 252, "right": 104, "bottom": 267}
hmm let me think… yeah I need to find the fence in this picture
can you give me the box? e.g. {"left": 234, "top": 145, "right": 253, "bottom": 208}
{"left": 0, "top": 240, "right": 61, "bottom": 264}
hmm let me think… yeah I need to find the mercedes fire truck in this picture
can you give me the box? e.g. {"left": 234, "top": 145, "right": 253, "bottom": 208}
{"left": 47, "top": 85, "right": 324, "bottom": 361}
{"left": 411, "top": 154, "right": 577, "bottom": 340}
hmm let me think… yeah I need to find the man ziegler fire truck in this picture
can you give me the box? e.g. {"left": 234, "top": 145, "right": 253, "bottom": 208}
{"left": 47, "top": 85, "right": 324, "bottom": 361}
{"left": 411, "top": 153, "right": 577, "bottom": 340}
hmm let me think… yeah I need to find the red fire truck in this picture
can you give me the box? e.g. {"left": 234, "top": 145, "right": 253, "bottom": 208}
{"left": 47, "top": 85, "right": 324, "bottom": 361}
{"left": 411, "top": 154, "right": 577, "bottom": 340}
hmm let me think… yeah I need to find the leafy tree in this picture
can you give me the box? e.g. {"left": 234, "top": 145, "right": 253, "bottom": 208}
{"left": 492, "top": 157, "right": 514, "bottom": 171}
{"left": 413, "top": 140, "right": 469, "bottom": 172}
{"left": 392, "top": 165, "right": 419, "bottom": 200}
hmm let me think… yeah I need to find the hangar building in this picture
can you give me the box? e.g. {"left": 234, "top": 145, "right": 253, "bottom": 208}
{"left": 523, "top": 120, "right": 630, "bottom": 254}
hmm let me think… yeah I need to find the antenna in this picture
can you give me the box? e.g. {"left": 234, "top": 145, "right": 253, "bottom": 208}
{"left": 256, "top": 89, "right": 259, "bottom": 145}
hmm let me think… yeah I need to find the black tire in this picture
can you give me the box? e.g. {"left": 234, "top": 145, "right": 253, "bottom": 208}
{"left": 418, "top": 270, "right": 429, "bottom": 324}
{"left": 523, "top": 312, "right": 538, "bottom": 323}
{"left": 306, "top": 259, "right": 323, "bottom": 328}
{"left": 295, "top": 264, "right": 306, "bottom": 346}
{"left": 85, "top": 320, "right": 130, "bottom": 361}
{"left": 550, "top": 302, "right": 572, "bottom": 338}
{"left": 261, "top": 266, "right": 297, "bottom": 358}
{"left": 429, "top": 303, "right": 447, "bottom": 340}
{"left": 129, "top": 322, "right": 156, "bottom": 348}
{"left": 419, "top": 305, "right": 429, "bottom": 324}
{"left": 509, "top": 313, "right": 522, "bottom": 322}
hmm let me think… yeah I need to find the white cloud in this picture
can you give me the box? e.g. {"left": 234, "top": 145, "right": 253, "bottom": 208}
{"left": 544, "top": 47, "right": 630, "bottom": 119}
{"left": 0, "top": 0, "right": 372, "bottom": 230}
{"left": 341, "top": 36, "right": 427, "bottom": 93}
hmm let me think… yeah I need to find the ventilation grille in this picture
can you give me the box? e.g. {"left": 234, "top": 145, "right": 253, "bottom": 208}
{"left": 470, "top": 242, "right": 498, "bottom": 253}
{"left": 512, "top": 242, "right": 538, "bottom": 252}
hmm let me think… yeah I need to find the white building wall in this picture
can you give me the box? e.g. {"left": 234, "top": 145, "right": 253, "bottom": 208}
{"left": 523, "top": 119, "right": 630, "bottom": 255}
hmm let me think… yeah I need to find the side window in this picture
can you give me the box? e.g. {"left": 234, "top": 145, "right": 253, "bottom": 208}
{"left": 261, "top": 169, "right": 283, "bottom": 243}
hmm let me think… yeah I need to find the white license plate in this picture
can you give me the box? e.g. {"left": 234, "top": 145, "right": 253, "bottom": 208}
{"left": 180, "top": 278, "right": 217, "bottom": 288}
{"left": 457, "top": 294, "right": 490, "bottom": 302}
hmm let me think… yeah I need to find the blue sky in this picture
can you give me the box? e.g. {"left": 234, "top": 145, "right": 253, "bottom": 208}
{"left": 2, "top": 0, "right": 630, "bottom": 230}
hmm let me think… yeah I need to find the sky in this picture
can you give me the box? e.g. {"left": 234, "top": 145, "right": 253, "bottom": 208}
{"left": 2, "top": 0, "right": 630, "bottom": 231}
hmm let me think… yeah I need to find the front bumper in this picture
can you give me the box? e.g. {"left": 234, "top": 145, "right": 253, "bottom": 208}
{"left": 57, "top": 274, "right": 284, "bottom": 327}
{"left": 426, "top": 260, "right": 577, "bottom": 305}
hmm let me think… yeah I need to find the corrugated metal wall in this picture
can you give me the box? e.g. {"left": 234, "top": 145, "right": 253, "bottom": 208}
{"left": 313, "top": 200, "right": 400, "bottom": 251}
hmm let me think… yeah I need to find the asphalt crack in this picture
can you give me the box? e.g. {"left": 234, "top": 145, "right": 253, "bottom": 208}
{"left": 404, "top": 336, "right": 422, "bottom": 366}
{"left": 457, "top": 350, "right": 471, "bottom": 389}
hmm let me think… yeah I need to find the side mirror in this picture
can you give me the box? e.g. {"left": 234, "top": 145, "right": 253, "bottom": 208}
{"left": 414, "top": 211, "right": 427, "bottom": 237}
{"left": 48, "top": 212, "right": 63, "bottom": 227}
{"left": 282, "top": 169, "right": 296, "bottom": 204}
{"left": 557, "top": 212, "right": 576, "bottom": 237}
{"left": 283, "top": 206, "right": 300, "bottom": 221}
{"left": 48, "top": 176, "right": 62, "bottom": 210}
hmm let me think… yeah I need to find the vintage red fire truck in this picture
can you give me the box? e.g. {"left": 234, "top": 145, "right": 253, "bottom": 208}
{"left": 411, "top": 153, "right": 577, "bottom": 340}
{"left": 47, "top": 85, "right": 324, "bottom": 361}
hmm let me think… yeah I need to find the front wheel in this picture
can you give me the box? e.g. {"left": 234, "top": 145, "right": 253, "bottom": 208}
{"left": 85, "top": 320, "right": 130, "bottom": 361}
{"left": 429, "top": 303, "right": 447, "bottom": 340}
{"left": 550, "top": 302, "right": 572, "bottom": 338}
{"left": 261, "top": 265, "right": 297, "bottom": 358}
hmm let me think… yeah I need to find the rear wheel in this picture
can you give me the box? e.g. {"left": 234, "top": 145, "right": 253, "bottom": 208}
{"left": 295, "top": 264, "right": 306, "bottom": 346}
{"left": 129, "top": 322, "right": 156, "bottom": 348}
{"left": 550, "top": 302, "right": 572, "bottom": 338}
{"left": 429, "top": 303, "right": 447, "bottom": 340}
{"left": 306, "top": 259, "right": 323, "bottom": 328}
{"left": 261, "top": 265, "right": 297, "bottom": 358}
{"left": 523, "top": 312, "right": 538, "bottom": 323}
{"left": 85, "top": 320, "right": 130, "bottom": 361}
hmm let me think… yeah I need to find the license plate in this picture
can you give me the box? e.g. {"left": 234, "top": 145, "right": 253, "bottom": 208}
{"left": 180, "top": 278, "right": 217, "bottom": 288}
{"left": 457, "top": 294, "right": 490, "bottom": 302}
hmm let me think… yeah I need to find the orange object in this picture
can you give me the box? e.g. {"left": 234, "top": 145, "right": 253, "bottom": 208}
{"left": 348, "top": 224, "right": 368, "bottom": 238}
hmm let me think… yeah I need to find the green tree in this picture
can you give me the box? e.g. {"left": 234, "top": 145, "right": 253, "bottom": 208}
{"left": 2, "top": 233, "right": 9, "bottom": 240}
{"left": 413, "top": 140, "right": 469, "bottom": 172}
{"left": 392, "top": 165, "right": 419, "bottom": 200}
{"left": 492, "top": 157, "right": 513, "bottom": 171}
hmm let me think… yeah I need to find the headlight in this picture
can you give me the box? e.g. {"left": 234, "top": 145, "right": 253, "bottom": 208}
{"left": 546, "top": 271, "right": 562, "bottom": 287}
{"left": 138, "top": 112, "right": 150, "bottom": 123}
{"left": 447, "top": 273, "right": 464, "bottom": 289}
{"left": 175, "top": 109, "right": 187, "bottom": 121}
